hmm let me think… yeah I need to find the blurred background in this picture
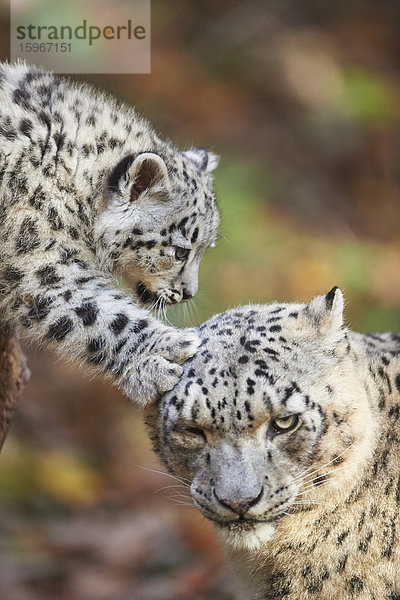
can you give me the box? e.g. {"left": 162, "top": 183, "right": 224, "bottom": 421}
{"left": 1, "top": 1, "right": 400, "bottom": 598}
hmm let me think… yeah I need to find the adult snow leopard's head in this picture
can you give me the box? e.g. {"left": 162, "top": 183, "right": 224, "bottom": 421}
{"left": 146, "top": 288, "right": 376, "bottom": 550}
{"left": 95, "top": 148, "right": 219, "bottom": 309}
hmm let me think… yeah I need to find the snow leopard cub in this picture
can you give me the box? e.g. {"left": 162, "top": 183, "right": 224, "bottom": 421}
{"left": 147, "top": 288, "right": 400, "bottom": 599}
{"left": 0, "top": 62, "right": 220, "bottom": 405}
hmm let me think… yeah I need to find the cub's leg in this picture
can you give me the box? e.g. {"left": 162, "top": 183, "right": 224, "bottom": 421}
{"left": 2, "top": 259, "right": 199, "bottom": 405}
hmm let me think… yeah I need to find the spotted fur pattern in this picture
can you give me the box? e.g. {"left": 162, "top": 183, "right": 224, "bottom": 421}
{"left": 146, "top": 288, "right": 400, "bottom": 599}
{"left": 0, "top": 62, "right": 220, "bottom": 405}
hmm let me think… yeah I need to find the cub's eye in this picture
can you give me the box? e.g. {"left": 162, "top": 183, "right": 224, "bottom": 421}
{"left": 271, "top": 414, "right": 300, "bottom": 434}
{"left": 174, "top": 246, "right": 190, "bottom": 261}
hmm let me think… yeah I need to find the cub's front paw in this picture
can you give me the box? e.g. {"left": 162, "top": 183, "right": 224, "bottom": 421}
{"left": 126, "top": 355, "right": 183, "bottom": 406}
{"left": 157, "top": 327, "right": 200, "bottom": 364}
{"left": 123, "top": 327, "right": 200, "bottom": 406}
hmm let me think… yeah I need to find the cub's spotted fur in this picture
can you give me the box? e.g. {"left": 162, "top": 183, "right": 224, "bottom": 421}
{"left": 147, "top": 288, "right": 400, "bottom": 599}
{"left": 0, "top": 62, "right": 219, "bottom": 405}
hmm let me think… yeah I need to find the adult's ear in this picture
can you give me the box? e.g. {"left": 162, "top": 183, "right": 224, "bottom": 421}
{"left": 108, "top": 153, "right": 169, "bottom": 201}
{"left": 182, "top": 148, "right": 220, "bottom": 173}
{"left": 294, "top": 287, "right": 347, "bottom": 348}
{"left": 304, "top": 286, "right": 345, "bottom": 336}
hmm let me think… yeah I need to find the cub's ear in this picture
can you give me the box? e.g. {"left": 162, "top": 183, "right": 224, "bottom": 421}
{"left": 108, "top": 153, "right": 169, "bottom": 201}
{"left": 128, "top": 153, "right": 169, "bottom": 201}
{"left": 182, "top": 148, "right": 220, "bottom": 173}
{"left": 299, "top": 287, "right": 346, "bottom": 346}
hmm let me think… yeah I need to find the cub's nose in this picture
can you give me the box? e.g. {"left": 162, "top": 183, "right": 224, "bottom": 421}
{"left": 214, "top": 488, "right": 264, "bottom": 515}
{"left": 182, "top": 289, "right": 194, "bottom": 301}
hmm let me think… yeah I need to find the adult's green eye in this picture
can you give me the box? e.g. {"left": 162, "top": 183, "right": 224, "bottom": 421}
{"left": 271, "top": 414, "right": 300, "bottom": 434}
{"left": 175, "top": 247, "right": 190, "bottom": 261}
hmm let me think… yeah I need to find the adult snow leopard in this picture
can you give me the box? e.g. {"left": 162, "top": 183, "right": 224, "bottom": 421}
{"left": 0, "top": 62, "right": 219, "bottom": 405}
{"left": 146, "top": 287, "right": 400, "bottom": 599}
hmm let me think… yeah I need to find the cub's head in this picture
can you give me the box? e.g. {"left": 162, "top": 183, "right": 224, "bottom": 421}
{"left": 146, "top": 288, "right": 376, "bottom": 550}
{"left": 95, "top": 148, "right": 219, "bottom": 308}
